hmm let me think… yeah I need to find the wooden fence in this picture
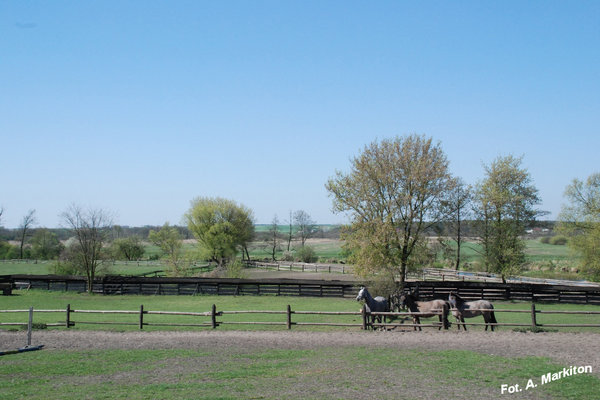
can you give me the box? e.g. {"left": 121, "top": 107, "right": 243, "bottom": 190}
{"left": 402, "top": 281, "right": 600, "bottom": 304}
{"left": 2, "top": 304, "right": 600, "bottom": 331}
{"left": 2, "top": 275, "right": 600, "bottom": 305}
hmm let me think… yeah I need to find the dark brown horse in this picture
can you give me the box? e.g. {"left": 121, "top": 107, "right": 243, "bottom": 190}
{"left": 448, "top": 292, "right": 497, "bottom": 331}
{"left": 398, "top": 291, "right": 450, "bottom": 330}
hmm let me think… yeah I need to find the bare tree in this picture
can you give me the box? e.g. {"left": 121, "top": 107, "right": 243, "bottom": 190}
{"left": 266, "top": 215, "right": 282, "bottom": 260}
{"left": 293, "top": 210, "right": 316, "bottom": 247}
{"left": 61, "top": 205, "right": 113, "bottom": 293}
{"left": 18, "top": 209, "right": 37, "bottom": 259}
{"left": 286, "top": 210, "right": 293, "bottom": 251}
{"left": 441, "top": 178, "right": 472, "bottom": 270}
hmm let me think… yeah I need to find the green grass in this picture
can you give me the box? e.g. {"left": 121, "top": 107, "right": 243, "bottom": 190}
{"left": 0, "top": 346, "right": 598, "bottom": 399}
{"left": 0, "top": 290, "right": 363, "bottom": 332}
{"left": 524, "top": 240, "right": 574, "bottom": 262}
{"left": 2, "top": 291, "right": 600, "bottom": 333}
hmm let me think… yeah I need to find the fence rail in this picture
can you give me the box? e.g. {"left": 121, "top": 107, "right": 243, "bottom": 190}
{"left": 2, "top": 304, "right": 600, "bottom": 331}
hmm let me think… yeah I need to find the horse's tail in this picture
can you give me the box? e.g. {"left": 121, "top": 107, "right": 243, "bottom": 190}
{"left": 490, "top": 310, "right": 497, "bottom": 324}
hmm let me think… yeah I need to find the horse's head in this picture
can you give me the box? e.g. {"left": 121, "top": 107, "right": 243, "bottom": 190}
{"left": 398, "top": 291, "right": 413, "bottom": 309}
{"left": 356, "top": 286, "right": 366, "bottom": 302}
{"left": 448, "top": 292, "right": 457, "bottom": 307}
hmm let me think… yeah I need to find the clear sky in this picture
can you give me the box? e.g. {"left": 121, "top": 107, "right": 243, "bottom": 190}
{"left": 1, "top": 1, "right": 598, "bottom": 229}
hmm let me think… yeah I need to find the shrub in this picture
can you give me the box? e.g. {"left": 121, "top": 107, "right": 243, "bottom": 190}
{"left": 225, "top": 260, "right": 247, "bottom": 279}
{"left": 550, "top": 236, "right": 568, "bottom": 245}
{"left": 281, "top": 251, "right": 294, "bottom": 261}
{"left": 295, "top": 246, "right": 317, "bottom": 263}
{"left": 50, "top": 260, "right": 84, "bottom": 275}
{"left": 540, "top": 236, "right": 551, "bottom": 244}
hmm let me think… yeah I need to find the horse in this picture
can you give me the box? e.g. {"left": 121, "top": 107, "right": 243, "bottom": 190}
{"left": 398, "top": 291, "right": 450, "bottom": 330}
{"left": 448, "top": 292, "right": 497, "bottom": 331}
{"left": 356, "top": 286, "right": 389, "bottom": 330}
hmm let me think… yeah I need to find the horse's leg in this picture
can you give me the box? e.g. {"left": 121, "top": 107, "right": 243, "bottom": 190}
{"left": 454, "top": 314, "right": 462, "bottom": 330}
{"left": 416, "top": 316, "right": 422, "bottom": 332}
{"left": 483, "top": 312, "right": 489, "bottom": 331}
{"left": 460, "top": 316, "right": 467, "bottom": 331}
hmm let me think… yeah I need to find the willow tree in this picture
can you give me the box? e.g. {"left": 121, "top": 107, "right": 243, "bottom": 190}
{"left": 325, "top": 134, "right": 454, "bottom": 285}
{"left": 557, "top": 173, "right": 600, "bottom": 280}
{"left": 185, "top": 197, "right": 254, "bottom": 267}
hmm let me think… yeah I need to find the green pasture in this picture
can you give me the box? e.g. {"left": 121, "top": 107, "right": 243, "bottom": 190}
{"left": 1, "top": 345, "right": 598, "bottom": 399}
{"left": 0, "top": 260, "right": 171, "bottom": 277}
{"left": 1, "top": 291, "right": 600, "bottom": 333}
{"left": 248, "top": 239, "right": 343, "bottom": 261}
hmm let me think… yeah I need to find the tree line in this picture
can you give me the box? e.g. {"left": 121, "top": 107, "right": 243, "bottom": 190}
{"left": 2, "top": 134, "right": 599, "bottom": 291}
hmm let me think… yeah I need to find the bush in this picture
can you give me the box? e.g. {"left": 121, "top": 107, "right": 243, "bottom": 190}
{"left": 295, "top": 246, "right": 317, "bottom": 263}
{"left": 225, "top": 260, "right": 247, "bottom": 279}
{"left": 50, "top": 260, "right": 84, "bottom": 275}
{"left": 540, "top": 236, "right": 551, "bottom": 244}
{"left": 550, "top": 236, "right": 568, "bottom": 245}
{"left": 281, "top": 251, "right": 294, "bottom": 261}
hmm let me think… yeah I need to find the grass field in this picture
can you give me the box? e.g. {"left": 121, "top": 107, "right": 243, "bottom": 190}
{"left": 1, "top": 346, "right": 599, "bottom": 399}
{"left": 2, "top": 292, "right": 600, "bottom": 399}
{"left": 2, "top": 291, "right": 600, "bottom": 333}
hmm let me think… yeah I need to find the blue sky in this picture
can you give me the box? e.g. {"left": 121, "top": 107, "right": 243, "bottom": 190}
{"left": 1, "top": 1, "right": 598, "bottom": 228}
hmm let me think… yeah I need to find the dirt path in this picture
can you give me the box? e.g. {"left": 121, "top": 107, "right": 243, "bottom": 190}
{"left": 2, "top": 330, "right": 599, "bottom": 374}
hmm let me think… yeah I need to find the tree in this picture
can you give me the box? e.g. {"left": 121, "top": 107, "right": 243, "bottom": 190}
{"left": 293, "top": 210, "right": 316, "bottom": 247}
{"left": 18, "top": 209, "right": 37, "bottom": 259}
{"left": 148, "top": 223, "right": 186, "bottom": 275}
{"left": 557, "top": 173, "right": 600, "bottom": 280}
{"left": 286, "top": 210, "right": 293, "bottom": 251}
{"left": 325, "top": 134, "right": 454, "bottom": 285}
{"left": 185, "top": 197, "right": 254, "bottom": 267}
{"left": 112, "top": 236, "right": 145, "bottom": 261}
{"left": 61, "top": 205, "right": 113, "bottom": 293}
{"left": 441, "top": 178, "right": 472, "bottom": 270}
{"left": 266, "top": 215, "right": 282, "bottom": 261}
{"left": 472, "top": 155, "right": 544, "bottom": 282}
{"left": 31, "top": 228, "right": 63, "bottom": 260}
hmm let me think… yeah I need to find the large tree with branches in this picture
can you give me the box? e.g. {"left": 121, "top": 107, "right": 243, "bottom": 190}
{"left": 326, "top": 134, "right": 454, "bottom": 285}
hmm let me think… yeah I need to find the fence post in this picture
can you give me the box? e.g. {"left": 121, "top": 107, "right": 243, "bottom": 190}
{"left": 531, "top": 303, "right": 537, "bottom": 329}
{"left": 361, "top": 304, "right": 368, "bottom": 330}
{"left": 211, "top": 304, "right": 217, "bottom": 329}
{"left": 139, "top": 305, "right": 144, "bottom": 330}
{"left": 286, "top": 305, "right": 292, "bottom": 330}
{"left": 27, "top": 307, "right": 33, "bottom": 346}
{"left": 66, "top": 304, "right": 71, "bottom": 328}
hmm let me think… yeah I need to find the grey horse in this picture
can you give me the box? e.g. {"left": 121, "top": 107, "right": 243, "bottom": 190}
{"left": 356, "top": 286, "right": 389, "bottom": 330}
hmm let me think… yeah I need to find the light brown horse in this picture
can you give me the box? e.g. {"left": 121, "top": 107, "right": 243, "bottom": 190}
{"left": 398, "top": 291, "right": 450, "bottom": 330}
{"left": 448, "top": 292, "right": 497, "bottom": 331}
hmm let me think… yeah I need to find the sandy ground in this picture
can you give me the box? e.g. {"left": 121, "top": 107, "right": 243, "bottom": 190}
{"left": 2, "top": 330, "right": 599, "bottom": 374}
